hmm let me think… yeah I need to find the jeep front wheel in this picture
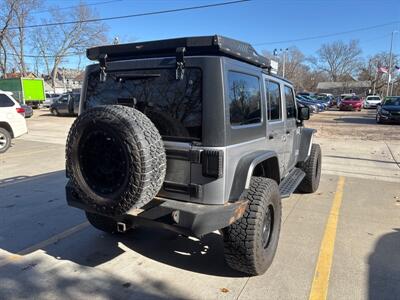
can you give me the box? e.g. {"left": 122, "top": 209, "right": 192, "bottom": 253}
{"left": 222, "top": 177, "right": 282, "bottom": 275}
{"left": 297, "top": 143, "right": 322, "bottom": 193}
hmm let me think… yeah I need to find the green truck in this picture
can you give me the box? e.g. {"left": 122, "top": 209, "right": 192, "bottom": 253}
{"left": 0, "top": 78, "right": 45, "bottom": 108}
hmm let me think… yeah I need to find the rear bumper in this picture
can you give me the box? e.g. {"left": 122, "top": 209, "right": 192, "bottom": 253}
{"left": 364, "top": 103, "right": 379, "bottom": 108}
{"left": 11, "top": 118, "right": 28, "bottom": 138}
{"left": 339, "top": 105, "right": 361, "bottom": 110}
{"left": 378, "top": 114, "right": 400, "bottom": 123}
{"left": 66, "top": 181, "right": 247, "bottom": 237}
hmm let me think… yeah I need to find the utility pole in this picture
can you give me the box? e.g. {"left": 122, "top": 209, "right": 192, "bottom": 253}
{"left": 387, "top": 31, "right": 398, "bottom": 96}
{"left": 273, "top": 48, "right": 289, "bottom": 78}
{"left": 372, "top": 67, "right": 377, "bottom": 95}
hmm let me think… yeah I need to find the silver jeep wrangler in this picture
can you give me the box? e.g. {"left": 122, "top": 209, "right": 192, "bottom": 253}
{"left": 65, "top": 35, "right": 321, "bottom": 276}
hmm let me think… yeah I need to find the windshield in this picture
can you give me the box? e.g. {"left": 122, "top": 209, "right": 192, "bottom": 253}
{"left": 344, "top": 96, "right": 360, "bottom": 101}
{"left": 383, "top": 97, "right": 400, "bottom": 106}
{"left": 86, "top": 68, "right": 202, "bottom": 141}
{"left": 367, "top": 96, "right": 380, "bottom": 100}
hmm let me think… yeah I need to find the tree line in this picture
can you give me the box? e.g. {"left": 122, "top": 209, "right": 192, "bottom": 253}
{"left": 0, "top": 0, "right": 107, "bottom": 88}
{"left": 263, "top": 40, "right": 399, "bottom": 95}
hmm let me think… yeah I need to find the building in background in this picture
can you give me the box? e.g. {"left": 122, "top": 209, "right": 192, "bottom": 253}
{"left": 43, "top": 68, "right": 84, "bottom": 94}
{"left": 317, "top": 81, "right": 372, "bottom": 96}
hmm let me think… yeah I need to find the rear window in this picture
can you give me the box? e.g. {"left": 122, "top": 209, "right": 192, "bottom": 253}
{"left": 0, "top": 94, "right": 15, "bottom": 107}
{"left": 344, "top": 96, "right": 360, "bottom": 101}
{"left": 384, "top": 97, "right": 400, "bottom": 106}
{"left": 85, "top": 68, "right": 202, "bottom": 141}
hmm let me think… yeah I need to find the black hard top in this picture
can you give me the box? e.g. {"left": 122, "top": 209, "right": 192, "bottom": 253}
{"left": 87, "top": 35, "right": 271, "bottom": 69}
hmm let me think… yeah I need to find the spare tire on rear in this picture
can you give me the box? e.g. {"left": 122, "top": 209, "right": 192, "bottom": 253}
{"left": 66, "top": 105, "right": 166, "bottom": 216}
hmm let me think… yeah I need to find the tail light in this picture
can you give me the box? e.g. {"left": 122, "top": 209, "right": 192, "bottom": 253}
{"left": 16, "top": 107, "right": 25, "bottom": 115}
{"left": 201, "top": 150, "right": 223, "bottom": 178}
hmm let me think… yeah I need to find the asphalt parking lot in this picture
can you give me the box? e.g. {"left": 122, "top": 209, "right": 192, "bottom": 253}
{"left": 0, "top": 109, "right": 399, "bottom": 300}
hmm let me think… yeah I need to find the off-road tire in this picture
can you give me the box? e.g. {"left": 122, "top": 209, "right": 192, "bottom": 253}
{"left": 66, "top": 105, "right": 166, "bottom": 216}
{"left": 85, "top": 211, "right": 133, "bottom": 234}
{"left": 222, "top": 177, "right": 282, "bottom": 275}
{"left": 297, "top": 143, "right": 322, "bottom": 193}
{"left": 0, "top": 127, "right": 11, "bottom": 154}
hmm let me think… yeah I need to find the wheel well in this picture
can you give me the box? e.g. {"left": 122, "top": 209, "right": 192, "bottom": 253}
{"left": 252, "top": 157, "right": 280, "bottom": 184}
{"left": 0, "top": 122, "right": 14, "bottom": 138}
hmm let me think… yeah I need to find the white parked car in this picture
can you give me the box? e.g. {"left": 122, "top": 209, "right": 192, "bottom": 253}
{"left": 363, "top": 95, "right": 382, "bottom": 109}
{"left": 0, "top": 90, "right": 28, "bottom": 153}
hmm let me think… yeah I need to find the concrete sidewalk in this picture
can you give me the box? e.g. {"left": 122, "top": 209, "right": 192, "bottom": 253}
{"left": 317, "top": 137, "right": 400, "bottom": 183}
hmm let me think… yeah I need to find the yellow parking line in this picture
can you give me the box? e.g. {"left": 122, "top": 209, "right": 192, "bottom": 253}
{"left": 0, "top": 221, "right": 89, "bottom": 268}
{"left": 309, "top": 176, "right": 345, "bottom": 300}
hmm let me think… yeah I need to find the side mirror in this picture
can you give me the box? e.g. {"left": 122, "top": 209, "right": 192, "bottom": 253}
{"left": 298, "top": 106, "right": 310, "bottom": 120}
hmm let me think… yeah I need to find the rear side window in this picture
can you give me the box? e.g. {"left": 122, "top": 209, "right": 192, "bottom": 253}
{"left": 0, "top": 94, "right": 14, "bottom": 107}
{"left": 228, "top": 71, "right": 261, "bottom": 126}
{"left": 265, "top": 80, "right": 281, "bottom": 121}
{"left": 284, "top": 85, "right": 296, "bottom": 119}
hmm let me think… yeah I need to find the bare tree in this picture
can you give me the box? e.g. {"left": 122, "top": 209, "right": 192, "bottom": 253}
{"left": 358, "top": 52, "right": 399, "bottom": 95}
{"left": 311, "top": 40, "right": 362, "bottom": 81}
{"left": 263, "top": 47, "right": 315, "bottom": 91}
{"left": 0, "top": 0, "right": 17, "bottom": 78}
{"left": 32, "top": 3, "right": 107, "bottom": 89}
{"left": 5, "top": 0, "right": 40, "bottom": 76}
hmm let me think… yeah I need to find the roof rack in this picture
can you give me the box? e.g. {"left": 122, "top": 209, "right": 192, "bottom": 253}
{"left": 87, "top": 35, "right": 271, "bottom": 69}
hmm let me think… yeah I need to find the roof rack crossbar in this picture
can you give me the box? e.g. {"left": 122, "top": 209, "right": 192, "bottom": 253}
{"left": 87, "top": 35, "right": 271, "bottom": 70}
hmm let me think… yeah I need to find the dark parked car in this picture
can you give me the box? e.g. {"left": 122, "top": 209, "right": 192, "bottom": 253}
{"left": 20, "top": 104, "right": 33, "bottom": 118}
{"left": 50, "top": 93, "right": 80, "bottom": 116}
{"left": 296, "top": 96, "right": 318, "bottom": 113}
{"left": 298, "top": 95, "right": 325, "bottom": 111}
{"left": 316, "top": 95, "right": 334, "bottom": 107}
{"left": 376, "top": 96, "right": 400, "bottom": 124}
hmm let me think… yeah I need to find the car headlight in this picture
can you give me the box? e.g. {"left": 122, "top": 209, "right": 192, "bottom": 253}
{"left": 381, "top": 109, "right": 389, "bottom": 115}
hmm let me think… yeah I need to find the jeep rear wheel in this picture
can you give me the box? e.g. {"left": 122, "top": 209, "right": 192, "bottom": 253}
{"left": 297, "top": 143, "right": 322, "bottom": 193}
{"left": 222, "top": 177, "right": 282, "bottom": 275}
{"left": 66, "top": 105, "right": 166, "bottom": 216}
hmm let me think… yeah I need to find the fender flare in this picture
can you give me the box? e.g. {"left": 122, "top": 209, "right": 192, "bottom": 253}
{"left": 297, "top": 128, "right": 316, "bottom": 163}
{"left": 229, "top": 150, "right": 279, "bottom": 202}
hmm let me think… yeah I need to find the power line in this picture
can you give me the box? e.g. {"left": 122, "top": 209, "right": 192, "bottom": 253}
{"left": 31, "top": 0, "right": 123, "bottom": 15}
{"left": 8, "top": 0, "right": 251, "bottom": 30}
{"left": 2, "top": 33, "right": 396, "bottom": 59}
{"left": 3, "top": 51, "right": 85, "bottom": 58}
{"left": 253, "top": 21, "right": 400, "bottom": 46}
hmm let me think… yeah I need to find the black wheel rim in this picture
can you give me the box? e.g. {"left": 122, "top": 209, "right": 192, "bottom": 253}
{"left": 78, "top": 125, "right": 130, "bottom": 197}
{"left": 262, "top": 205, "right": 274, "bottom": 249}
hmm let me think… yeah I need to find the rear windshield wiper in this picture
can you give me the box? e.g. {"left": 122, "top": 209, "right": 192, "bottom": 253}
{"left": 114, "top": 73, "right": 161, "bottom": 81}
